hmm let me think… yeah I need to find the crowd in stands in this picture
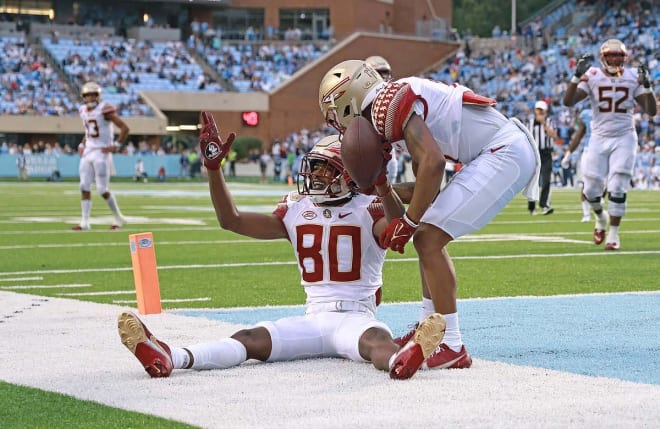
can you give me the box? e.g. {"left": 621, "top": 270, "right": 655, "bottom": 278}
{"left": 2, "top": 0, "right": 660, "bottom": 187}
{"left": 0, "top": 36, "right": 78, "bottom": 115}
{"left": 190, "top": 34, "right": 331, "bottom": 92}
{"left": 425, "top": 0, "right": 660, "bottom": 189}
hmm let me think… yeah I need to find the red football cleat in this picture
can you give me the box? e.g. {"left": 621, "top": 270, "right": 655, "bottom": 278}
{"left": 393, "top": 323, "right": 418, "bottom": 348}
{"left": 593, "top": 229, "right": 606, "bottom": 245}
{"left": 118, "top": 311, "right": 173, "bottom": 378}
{"left": 423, "top": 344, "right": 472, "bottom": 369}
{"left": 71, "top": 225, "right": 90, "bottom": 231}
{"left": 389, "top": 314, "right": 445, "bottom": 380}
{"left": 109, "top": 225, "right": 121, "bottom": 230}
{"left": 605, "top": 241, "right": 620, "bottom": 250}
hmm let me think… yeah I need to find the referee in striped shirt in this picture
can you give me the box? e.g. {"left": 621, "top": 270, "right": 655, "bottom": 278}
{"left": 527, "top": 100, "right": 558, "bottom": 215}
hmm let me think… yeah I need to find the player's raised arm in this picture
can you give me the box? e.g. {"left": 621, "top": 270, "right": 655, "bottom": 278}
{"left": 199, "top": 112, "right": 287, "bottom": 240}
{"left": 636, "top": 64, "right": 657, "bottom": 116}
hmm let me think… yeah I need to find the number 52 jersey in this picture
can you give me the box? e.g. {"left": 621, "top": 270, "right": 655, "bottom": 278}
{"left": 578, "top": 67, "right": 646, "bottom": 137}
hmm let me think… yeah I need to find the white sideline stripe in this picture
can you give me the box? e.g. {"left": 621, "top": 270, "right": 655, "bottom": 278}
{"left": 175, "top": 290, "right": 660, "bottom": 313}
{"left": 0, "top": 276, "right": 43, "bottom": 282}
{"left": 0, "top": 226, "right": 223, "bottom": 235}
{"left": 1, "top": 250, "right": 660, "bottom": 277}
{"left": 1, "top": 283, "right": 91, "bottom": 290}
{"left": 112, "top": 297, "right": 211, "bottom": 304}
{"left": 2, "top": 222, "right": 660, "bottom": 235}
{"left": 3, "top": 229, "right": 660, "bottom": 250}
{"left": 0, "top": 239, "right": 277, "bottom": 250}
{"left": 56, "top": 290, "right": 135, "bottom": 296}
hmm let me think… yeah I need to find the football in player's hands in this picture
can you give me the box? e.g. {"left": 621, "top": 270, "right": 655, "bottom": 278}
{"left": 575, "top": 54, "right": 594, "bottom": 78}
{"left": 199, "top": 111, "right": 236, "bottom": 170}
{"left": 341, "top": 116, "right": 389, "bottom": 189}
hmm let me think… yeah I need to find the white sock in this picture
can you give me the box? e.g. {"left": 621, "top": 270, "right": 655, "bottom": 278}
{"left": 171, "top": 347, "right": 190, "bottom": 369}
{"left": 442, "top": 312, "right": 463, "bottom": 352}
{"left": 581, "top": 200, "right": 590, "bottom": 216}
{"left": 181, "top": 338, "right": 248, "bottom": 370}
{"left": 419, "top": 297, "right": 435, "bottom": 323}
{"left": 607, "top": 225, "right": 620, "bottom": 241}
{"left": 105, "top": 194, "right": 123, "bottom": 218}
{"left": 81, "top": 199, "right": 91, "bottom": 225}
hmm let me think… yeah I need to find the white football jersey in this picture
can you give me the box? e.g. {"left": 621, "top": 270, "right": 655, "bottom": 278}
{"left": 388, "top": 77, "right": 508, "bottom": 164}
{"left": 273, "top": 192, "right": 386, "bottom": 304}
{"left": 578, "top": 67, "right": 645, "bottom": 137}
{"left": 79, "top": 101, "right": 117, "bottom": 151}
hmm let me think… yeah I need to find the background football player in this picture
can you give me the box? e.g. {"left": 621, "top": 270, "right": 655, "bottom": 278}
{"left": 563, "top": 39, "right": 657, "bottom": 250}
{"left": 73, "top": 82, "right": 129, "bottom": 231}
{"left": 118, "top": 113, "right": 446, "bottom": 380}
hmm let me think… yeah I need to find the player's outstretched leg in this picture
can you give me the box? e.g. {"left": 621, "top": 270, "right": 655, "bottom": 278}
{"left": 118, "top": 311, "right": 173, "bottom": 378}
{"left": 389, "top": 313, "right": 446, "bottom": 380}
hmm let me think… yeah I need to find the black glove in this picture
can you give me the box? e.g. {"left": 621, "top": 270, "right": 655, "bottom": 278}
{"left": 638, "top": 64, "right": 652, "bottom": 88}
{"left": 574, "top": 54, "right": 594, "bottom": 78}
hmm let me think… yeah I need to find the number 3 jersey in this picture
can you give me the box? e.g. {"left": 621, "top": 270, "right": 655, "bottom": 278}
{"left": 578, "top": 67, "right": 646, "bottom": 137}
{"left": 273, "top": 192, "right": 387, "bottom": 304}
{"left": 79, "top": 101, "right": 118, "bottom": 153}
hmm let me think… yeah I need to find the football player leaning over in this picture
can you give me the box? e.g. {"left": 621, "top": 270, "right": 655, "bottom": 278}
{"left": 118, "top": 112, "right": 446, "bottom": 380}
{"left": 563, "top": 39, "right": 657, "bottom": 250}
{"left": 318, "top": 60, "right": 542, "bottom": 369}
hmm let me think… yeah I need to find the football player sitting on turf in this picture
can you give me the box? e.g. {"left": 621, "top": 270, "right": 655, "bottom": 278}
{"left": 118, "top": 112, "right": 446, "bottom": 380}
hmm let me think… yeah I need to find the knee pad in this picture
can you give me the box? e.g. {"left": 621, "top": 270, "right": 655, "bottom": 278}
{"left": 607, "top": 192, "right": 627, "bottom": 217}
{"left": 582, "top": 177, "right": 607, "bottom": 201}
{"left": 607, "top": 173, "right": 632, "bottom": 195}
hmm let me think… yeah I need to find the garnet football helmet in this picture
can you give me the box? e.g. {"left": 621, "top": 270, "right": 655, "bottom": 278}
{"left": 298, "top": 135, "right": 357, "bottom": 204}
{"left": 318, "top": 60, "right": 383, "bottom": 133}
{"left": 599, "top": 39, "right": 628, "bottom": 76}
{"left": 365, "top": 55, "right": 392, "bottom": 80}
{"left": 81, "top": 81, "right": 102, "bottom": 108}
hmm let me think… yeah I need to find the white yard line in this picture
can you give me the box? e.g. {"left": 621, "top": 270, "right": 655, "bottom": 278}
{"left": 1, "top": 249, "right": 660, "bottom": 277}
{"left": 1, "top": 283, "right": 91, "bottom": 290}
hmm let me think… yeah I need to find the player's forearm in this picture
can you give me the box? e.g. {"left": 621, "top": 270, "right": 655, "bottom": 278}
{"left": 639, "top": 93, "right": 657, "bottom": 116}
{"left": 208, "top": 169, "right": 240, "bottom": 230}
{"left": 406, "top": 159, "right": 443, "bottom": 224}
{"left": 392, "top": 182, "right": 415, "bottom": 204}
{"left": 376, "top": 182, "right": 405, "bottom": 221}
{"left": 563, "top": 84, "right": 578, "bottom": 106}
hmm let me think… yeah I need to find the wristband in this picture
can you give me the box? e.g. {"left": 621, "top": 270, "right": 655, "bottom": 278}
{"left": 641, "top": 87, "right": 653, "bottom": 94}
{"left": 570, "top": 76, "right": 581, "bottom": 84}
{"left": 403, "top": 212, "right": 419, "bottom": 228}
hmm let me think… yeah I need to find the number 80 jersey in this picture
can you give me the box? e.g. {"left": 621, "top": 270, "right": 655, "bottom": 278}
{"left": 578, "top": 67, "right": 646, "bottom": 137}
{"left": 273, "top": 192, "right": 387, "bottom": 303}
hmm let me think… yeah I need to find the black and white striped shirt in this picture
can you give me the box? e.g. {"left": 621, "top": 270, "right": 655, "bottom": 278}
{"left": 528, "top": 118, "right": 555, "bottom": 152}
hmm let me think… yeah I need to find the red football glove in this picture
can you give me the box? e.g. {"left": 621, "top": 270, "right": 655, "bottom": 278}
{"left": 379, "top": 213, "right": 418, "bottom": 253}
{"left": 199, "top": 111, "right": 236, "bottom": 170}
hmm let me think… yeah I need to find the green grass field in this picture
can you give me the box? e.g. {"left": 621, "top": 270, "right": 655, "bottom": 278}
{"left": 1, "top": 180, "right": 659, "bottom": 428}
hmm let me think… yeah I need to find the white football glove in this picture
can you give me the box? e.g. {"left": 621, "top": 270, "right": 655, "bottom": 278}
{"left": 561, "top": 151, "right": 572, "bottom": 169}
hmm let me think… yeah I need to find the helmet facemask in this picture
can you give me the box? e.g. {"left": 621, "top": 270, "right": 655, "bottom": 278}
{"left": 81, "top": 82, "right": 102, "bottom": 109}
{"left": 298, "top": 137, "right": 355, "bottom": 204}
